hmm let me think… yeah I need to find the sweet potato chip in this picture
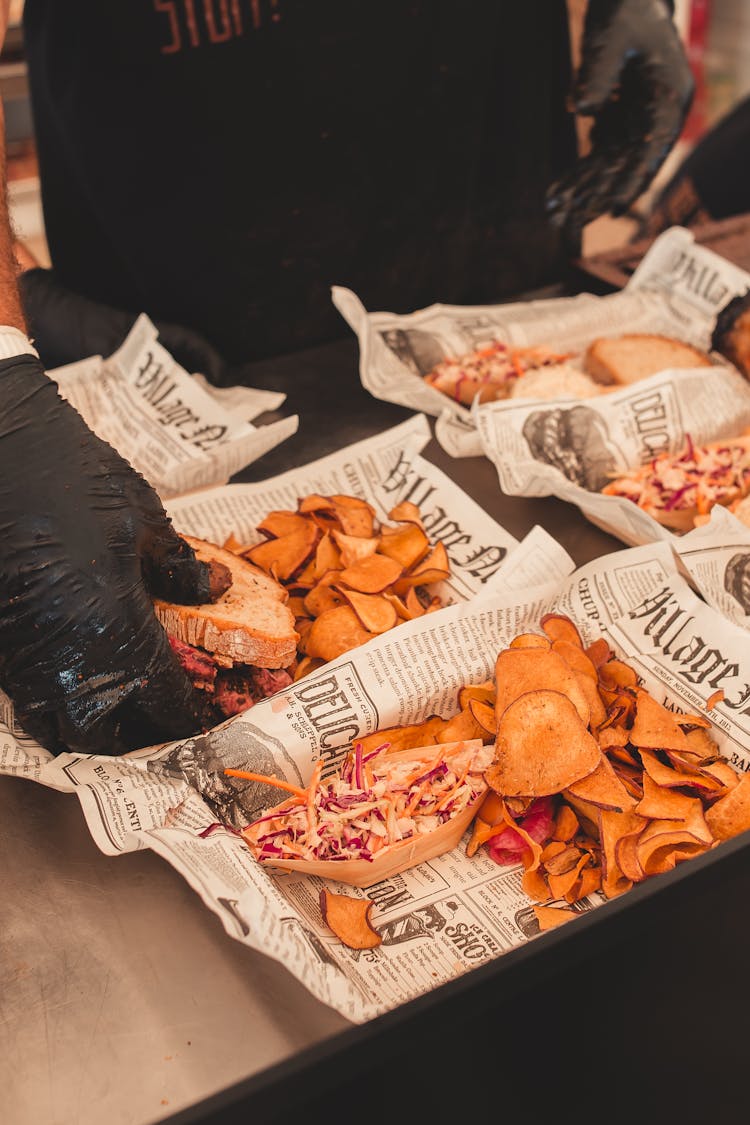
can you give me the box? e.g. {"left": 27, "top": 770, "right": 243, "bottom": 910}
{"left": 330, "top": 529, "right": 378, "bottom": 568}
{"left": 567, "top": 864, "right": 602, "bottom": 902}
{"left": 508, "top": 633, "right": 551, "bottom": 650}
{"left": 469, "top": 698, "right": 497, "bottom": 736}
{"left": 377, "top": 523, "right": 430, "bottom": 571}
{"left": 298, "top": 494, "right": 335, "bottom": 514}
{"left": 585, "top": 638, "right": 612, "bottom": 669}
{"left": 314, "top": 532, "right": 342, "bottom": 576}
{"left": 353, "top": 717, "right": 448, "bottom": 757}
{"left": 339, "top": 589, "right": 398, "bottom": 634}
{"left": 404, "top": 587, "right": 426, "bottom": 618}
{"left": 222, "top": 532, "right": 250, "bottom": 554}
{"left": 488, "top": 689, "right": 600, "bottom": 797}
{"left": 540, "top": 613, "right": 584, "bottom": 648}
{"left": 245, "top": 521, "right": 320, "bottom": 582}
{"left": 388, "top": 501, "right": 424, "bottom": 527}
{"left": 339, "top": 553, "right": 403, "bottom": 594}
{"left": 522, "top": 868, "right": 551, "bottom": 902}
{"left": 494, "top": 648, "right": 590, "bottom": 727}
{"left": 630, "top": 690, "right": 690, "bottom": 753}
{"left": 615, "top": 830, "right": 645, "bottom": 884}
{"left": 639, "top": 748, "right": 690, "bottom": 789}
{"left": 705, "top": 773, "right": 750, "bottom": 841}
{"left": 639, "top": 842, "right": 707, "bottom": 877}
{"left": 305, "top": 605, "right": 376, "bottom": 662}
{"left": 458, "top": 681, "right": 496, "bottom": 710}
{"left": 533, "top": 904, "right": 577, "bottom": 931}
{"left": 436, "top": 707, "right": 488, "bottom": 744}
{"left": 706, "top": 689, "right": 725, "bottom": 711}
{"left": 564, "top": 754, "right": 636, "bottom": 813}
{"left": 575, "top": 671, "right": 607, "bottom": 730}
{"left": 635, "top": 773, "right": 704, "bottom": 821}
{"left": 598, "top": 808, "right": 643, "bottom": 898}
{"left": 548, "top": 853, "right": 592, "bottom": 900}
{"left": 598, "top": 725, "right": 630, "bottom": 752}
{"left": 552, "top": 640, "right": 598, "bottom": 681}
{"left": 394, "top": 541, "right": 451, "bottom": 590}
{"left": 319, "top": 889, "right": 382, "bottom": 949}
{"left": 329, "top": 495, "right": 377, "bottom": 538}
{"left": 256, "top": 510, "right": 311, "bottom": 539}
{"left": 553, "top": 804, "right": 579, "bottom": 842}
{"left": 598, "top": 659, "right": 639, "bottom": 692}
{"left": 303, "top": 577, "right": 346, "bottom": 618}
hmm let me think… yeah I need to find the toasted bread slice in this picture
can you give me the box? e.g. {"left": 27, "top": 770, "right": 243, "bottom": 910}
{"left": 153, "top": 536, "right": 299, "bottom": 668}
{"left": 584, "top": 334, "right": 712, "bottom": 387}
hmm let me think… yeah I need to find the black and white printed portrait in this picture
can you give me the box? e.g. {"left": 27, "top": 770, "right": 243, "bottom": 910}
{"left": 147, "top": 721, "right": 303, "bottom": 830}
{"left": 724, "top": 552, "right": 750, "bottom": 615}
{"left": 521, "top": 404, "right": 618, "bottom": 491}
{"left": 379, "top": 327, "right": 447, "bottom": 377}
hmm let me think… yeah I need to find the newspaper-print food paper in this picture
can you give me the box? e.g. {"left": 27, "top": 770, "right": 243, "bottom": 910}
{"left": 166, "top": 414, "right": 533, "bottom": 605}
{"left": 5, "top": 529, "right": 750, "bottom": 1023}
{"left": 52, "top": 314, "right": 298, "bottom": 499}
{"left": 333, "top": 226, "right": 750, "bottom": 459}
{"left": 474, "top": 362, "right": 750, "bottom": 548}
{"left": 673, "top": 504, "right": 750, "bottom": 630}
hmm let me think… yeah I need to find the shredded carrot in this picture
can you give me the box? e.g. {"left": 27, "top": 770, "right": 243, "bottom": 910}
{"left": 224, "top": 769, "right": 308, "bottom": 800}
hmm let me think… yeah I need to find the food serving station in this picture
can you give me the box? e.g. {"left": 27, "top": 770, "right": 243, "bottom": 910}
{"left": 4, "top": 305, "right": 750, "bottom": 1125}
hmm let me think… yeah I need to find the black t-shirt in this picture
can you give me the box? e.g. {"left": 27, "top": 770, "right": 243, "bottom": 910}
{"left": 23, "top": 0, "right": 575, "bottom": 362}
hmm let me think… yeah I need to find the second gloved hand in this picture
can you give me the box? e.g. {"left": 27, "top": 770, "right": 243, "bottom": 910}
{"left": 546, "top": 0, "right": 694, "bottom": 241}
{"left": 19, "top": 267, "right": 225, "bottom": 382}
{"left": 0, "top": 354, "right": 220, "bottom": 756}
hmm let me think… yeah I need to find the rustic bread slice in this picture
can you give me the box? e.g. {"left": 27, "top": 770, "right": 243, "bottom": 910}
{"left": 153, "top": 536, "right": 299, "bottom": 668}
{"left": 583, "top": 334, "right": 713, "bottom": 387}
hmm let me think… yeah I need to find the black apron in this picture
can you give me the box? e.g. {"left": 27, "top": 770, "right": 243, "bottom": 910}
{"left": 23, "top": 0, "right": 576, "bottom": 362}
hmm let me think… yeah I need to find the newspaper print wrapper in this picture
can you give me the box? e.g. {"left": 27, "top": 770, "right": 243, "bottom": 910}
{"left": 4, "top": 533, "right": 750, "bottom": 1024}
{"left": 332, "top": 226, "right": 750, "bottom": 460}
{"left": 673, "top": 504, "right": 750, "bottom": 629}
{"left": 52, "top": 313, "right": 299, "bottom": 499}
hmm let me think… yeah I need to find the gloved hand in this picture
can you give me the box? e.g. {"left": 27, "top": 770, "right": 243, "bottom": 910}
{"left": 546, "top": 0, "right": 694, "bottom": 241}
{"left": 19, "top": 267, "right": 225, "bottom": 382}
{"left": 0, "top": 353, "right": 218, "bottom": 756}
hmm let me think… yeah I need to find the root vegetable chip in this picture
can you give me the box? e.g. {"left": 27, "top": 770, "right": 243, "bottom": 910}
{"left": 564, "top": 754, "right": 636, "bottom": 813}
{"left": 540, "top": 613, "right": 584, "bottom": 648}
{"left": 630, "top": 691, "right": 691, "bottom": 753}
{"left": 245, "top": 521, "right": 320, "bottom": 581}
{"left": 377, "top": 523, "right": 430, "bottom": 570}
{"left": 338, "top": 588, "right": 399, "bottom": 634}
{"left": 705, "top": 773, "right": 750, "bottom": 841}
{"left": 509, "top": 632, "right": 550, "bottom": 650}
{"left": 339, "top": 553, "right": 404, "bottom": 594}
{"left": 305, "top": 605, "right": 376, "bottom": 662}
{"left": 494, "top": 648, "right": 590, "bottom": 726}
{"left": 533, "top": 904, "right": 577, "bottom": 931}
{"left": 552, "top": 640, "right": 598, "bottom": 681}
{"left": 319, "top": 889, "right": 382, "bottom": 949}
{"left": 488, "top": 689, "right": 600, "bottom": 797}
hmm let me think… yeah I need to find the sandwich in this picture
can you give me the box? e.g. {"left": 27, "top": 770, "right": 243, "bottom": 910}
{"left": 601, "top": 432, "right": 750, "bottom": 532}
{"left": 154, "top": 535, "right": 299, "bottom": 724}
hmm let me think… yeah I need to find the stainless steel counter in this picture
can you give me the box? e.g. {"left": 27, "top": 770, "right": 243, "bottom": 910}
{"left": 1, "top": 333, "right": 635, "bottom": 1125}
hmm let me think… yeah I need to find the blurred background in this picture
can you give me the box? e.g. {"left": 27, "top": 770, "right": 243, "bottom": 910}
{"left": 3, "top": 0, "right": 749, "bottom": 268}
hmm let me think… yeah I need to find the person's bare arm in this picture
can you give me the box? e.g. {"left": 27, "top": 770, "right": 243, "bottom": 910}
{"left": 0, "top": 0, "right": 26, "bottom": 332}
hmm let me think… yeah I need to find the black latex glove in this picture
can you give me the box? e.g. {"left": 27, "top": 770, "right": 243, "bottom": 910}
{"left": 19, "top": 267, "right": 225, "bottom": 382}
{"left": 546, "top": 0, "right": 694, "bottom": 242}
{"left": 0, "top": 354, "right": 218, "bottom": 756}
